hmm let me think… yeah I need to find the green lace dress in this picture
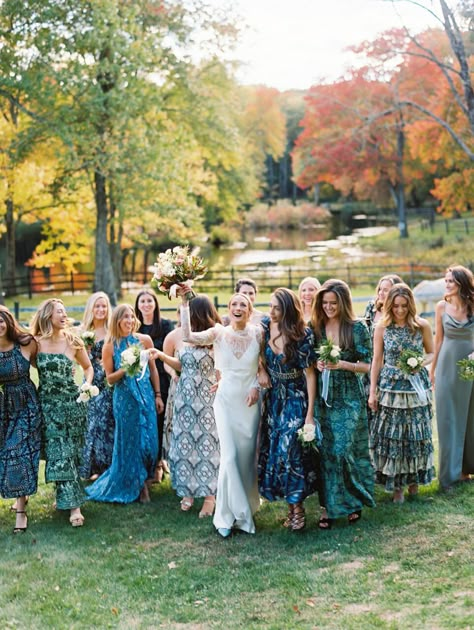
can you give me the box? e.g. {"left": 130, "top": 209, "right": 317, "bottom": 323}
{"left": 36, "top": 353, "right": 87, "bottom": 509}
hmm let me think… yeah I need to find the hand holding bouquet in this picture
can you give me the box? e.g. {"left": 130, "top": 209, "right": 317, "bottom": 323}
{"left": 297, "top": 422, "right": 322, "bottom": 453}
{"left": 397, "top": 349, "right": 424, "bottom": 375}
{"left": 81, "top": 331, "right": 96, "bottom": 348}
{"left": 151, "top": 246, "right": 207, "bottom": 300}
{"left": 76, "top": 382, "right": 100, "bottom": 403}
{"left": 317, "top": 338, "right": 341, "bottom": 364}
{"left": 457, "top": 355, "right": 474, "bottom": 381}
{"left": 120, "top": 345, "right": 150, "bottom": 379}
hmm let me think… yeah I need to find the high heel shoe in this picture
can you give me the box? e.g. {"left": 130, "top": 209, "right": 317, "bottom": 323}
{"left": 10, "top": 496, "right": 29, "bottom": 512}
{"left": 290, "top": 504, "right": 305, "bottom": 531}
{"left": 199, "top": 497, "right": 215, "bottom": 518}
{"left": 13, "top": 511, "right": 28, "bottom": 534}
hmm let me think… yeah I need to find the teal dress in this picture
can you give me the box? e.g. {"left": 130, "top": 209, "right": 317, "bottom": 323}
{"left": 36, "top": 353, "right": 87, "bottom": 509}
{"left": 370, "top": 324, "right": 434, "bottom": 491}
{"left": 86, "top": 335, "right": 158, "bottom": 503}
{"left": 315, "top": 320, "right": 375, "bottom": 519}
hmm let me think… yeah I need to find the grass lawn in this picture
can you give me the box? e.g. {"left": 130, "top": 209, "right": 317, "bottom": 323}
{"left": 1, "top": 459, "right": 473, "bottom": 629}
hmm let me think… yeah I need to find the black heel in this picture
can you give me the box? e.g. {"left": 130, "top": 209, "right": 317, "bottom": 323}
{"left": 348, "top": 510, "right": 362, "bottom": 524}
{"left": 318, "top": 516, "right": 333, "bottom": 530}
{"left": 13, "top": 510, "right": 28, "bottom": 534}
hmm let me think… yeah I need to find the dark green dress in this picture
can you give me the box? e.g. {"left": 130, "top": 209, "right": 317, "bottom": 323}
{"left": 37, "top": 353, "right": 87, "bottom": 509}
{"left": 315, "top": 320, "right": 375, "bottom": 519}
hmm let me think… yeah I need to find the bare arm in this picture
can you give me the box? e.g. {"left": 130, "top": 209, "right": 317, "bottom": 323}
{"left": 103, "top": 341, "right": 125, "bottom": 386}
{"left": 368, "top": 325, "right": 385, "bottom": 411}
{"left": 138, "top": 334, "right": 164, "bottom": 414}
{"left": 304, "top": 365, "right": 316, "bottom": 424}
{"left": 162, "top": 330, "right": 181, "bottom": 379}
{"left": 419, "top": 318, "right": 434, "bottom": 366}
{"left": 75, "top": 345, "right": 94, "bottom": 385}
{"left": 429, "top": 301, "right": 445, "bottom": 385}
{"left": 149, "top": 348, "right": 182, "bottom": 372}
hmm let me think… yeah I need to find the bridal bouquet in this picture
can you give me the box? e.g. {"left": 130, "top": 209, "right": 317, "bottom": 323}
{"left": 457, "top": 356, "right": 474, "bottom": 381}
{"left": 317, "top": 338, "right": 341, "bottom": 364}
{"left": 397, "top": 349, "right": 424, "bottom": 375}
{"left": 151, "top": 246, "right": 207, "bottom": 300}
{"left": 120, "top": 345, "right": 150, "bottom": 379}
{"left": 80, "top": 330, "right": 96, "bottom": 348}
{"left": 76, "top": 382, "right": 100, "bottom": 403}
{"left": 297, "top": 422, "right": 322, "bottom": 453}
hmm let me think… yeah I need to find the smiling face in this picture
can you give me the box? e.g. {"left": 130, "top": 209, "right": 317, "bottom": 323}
{"left": 118, "top": 308, "right": 136, "bottom": 336}
{"left": 51, "top": 302, "right": 68, "bottom": 330}
{"left": 93, "top": 297, "right": 109, "bottom": 322}
{"left": 0, "top": 313, "right": 7, "bottom": 340}
{"left": 137, "top": 292, "right": 156, "bottom": 316}
{"left": 322, "top": 291, "right": 339, "bottom": 320}
{"left": 238, "top": 283, "right": 257, "bottom": 304}
{"left": 228, "top": 294, "right": 251, "bottom": 327}
{"left": 299, "top": 281, "right": 318, "bottom": 306}
{"left": 391, "top": 295, "right": 409, "bottom": 324}
{"left": 377, "top": 280, "right": 393, "bottom": 306}
{"left": 444, "top": 271, "right": 459, "bottom": 298}
{"left": 269, "top": 295, "right": 282, "bottom": 323}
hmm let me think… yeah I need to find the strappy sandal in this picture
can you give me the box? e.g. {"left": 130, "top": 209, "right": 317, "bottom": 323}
{"left": 348, "top": 510, "right": 362, "bottom": 524}
{"left": 180, "top": 497, "right": 194, "bottom": 512}
{"left": 199, "top": 497, "right": 215, "bottom": 518}
{"left": 283, "top": 504, "right": 294, "bottom": 528}
{"left": 318, "top": 516, "right": 333, "bottom": 530}
{"left": 13, "top": 511, "right": 28, "bottom": 534}
{"left": 69, "top": 514, "right": 85, "bottom": 527}
{"left": 10, "top": 497, "right": 29, "bottom": 512}
{"left": 290, "top": 504, "right": 305, "bottom": 531}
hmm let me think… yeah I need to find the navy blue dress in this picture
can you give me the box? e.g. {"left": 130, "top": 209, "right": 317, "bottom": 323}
{"left": 86, "top": 335, "right": 158, "bottom": 503}
{"left": 80, "top": 339, "right": 115, "bottom": 478}
{"left": 258, "top": 317, "right": 319, "bottom": 504}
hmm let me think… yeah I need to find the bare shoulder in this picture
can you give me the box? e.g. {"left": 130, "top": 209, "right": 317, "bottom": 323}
{"left": 417, "top": 317, "right": 432, "bottom": 332}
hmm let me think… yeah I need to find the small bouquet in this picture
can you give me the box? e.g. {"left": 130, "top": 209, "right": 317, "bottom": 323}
{"left": 457, "top": 356, "right": 474, "bottom": 381}
{"left": 150, "top": 246, "right": 207, "bottom": 300}
{"left": 76, "top": 382, "right": 100, "bottom": 403}
{"left": 81, "top": 331, "right": 96, "bottom": 348}
{"left": 297, "top": 423, "right": 322, "bottom": 453}
{"left": 317, "top": 338, "right": 341, "bottom": 364}
{"left": 120, "top": 344, "right": 150, "bottom": 379}
{"left": 397, "top": 349, "right": 424, "bottom": 375}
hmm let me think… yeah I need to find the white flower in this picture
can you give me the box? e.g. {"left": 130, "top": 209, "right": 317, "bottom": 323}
{"left": 76, "top": 392, "right": 90, "bottom": 403}
{"left": 407, "top": 357, "right": 418, "bottom": 368}
{"left": 90, "top": 385, "right": 100, "bottom": 397}
{"left": 330, "top": 347, "right": 340, "bottom": 358}
{"left": 302, "top": 424, "right": 316, "bottom": 442}
{"left": 121, "top": 348, "right": 137, "bottom": 366}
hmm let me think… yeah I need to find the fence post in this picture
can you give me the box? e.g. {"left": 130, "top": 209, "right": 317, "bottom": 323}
{"left": 465, "top": 219, "right": 469, "bottom": 234}
{"left": 346, "top": 265, "right": 351, "bottom": 287}
{"left": 27, "top": 268, "right": 32, "bottom": 299}
{"left": 410, "top": 262, "right": 415, "bottom": 287}
{"left": 445, "top": 220, "right": 449, "bottom": 234}
{"left": 214, "top": 295, "right": 219, "bottom": 311}
{"left": 230, "top": 267, "right": 235, "bottom": 292}
{"left": 70, "top": 272, "right": 75, "bottom": 295}
{"left": 288, "top": 267, "right": 292, "bottom": 289}
{"left": 14, "top": 301, "right": 20, "bottom": 320}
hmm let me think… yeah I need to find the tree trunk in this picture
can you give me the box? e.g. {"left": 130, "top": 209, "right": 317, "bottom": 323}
{"left": 395, "top": 123, "right": 408, "bottom": 238}
{"left": 93, "top": 170, "right": 117, "bottom": 305}
{"left": 4, "top": 196, "right": 16, "bottom": 290}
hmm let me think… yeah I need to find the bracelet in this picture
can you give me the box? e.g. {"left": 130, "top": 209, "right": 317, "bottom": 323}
{"left": 154, "top": 391, "right": 162, "bottom": 397}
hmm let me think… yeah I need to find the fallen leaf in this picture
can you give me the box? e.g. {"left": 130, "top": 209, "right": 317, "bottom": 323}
{"left": 306, "top": 598, "right": 316, "bottom": 607}
{"left": 111, "top": 608, "right": 118, "bottom": 616}
{"left": 168, "top": 561, "right": 177, "bottom": 569}
{"left": 292, "top": 605, "right": 301, "bottom": 614}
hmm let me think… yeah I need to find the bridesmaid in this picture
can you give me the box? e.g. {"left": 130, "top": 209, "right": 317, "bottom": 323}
{"left": 0, "top": 306, "right": 41, "bottom": 533}
{"left": 429, "top": 265, "right": 474, "bottom": 491}
{"left": 364, "top": 274, "right": 403, "bottom": 335}
{"left": 369, "top": 284, "right": 434, "bottom": 502}
{"left": 78, "top": 292, "right": 114, "bottom": 480}
{"left": 151, "top": 295, "right": 220, "bottom": 518}
{"left": 258, "top": 288, "right": 318, "bottom": 531}
{"left": 31, "top": 299, "right": 93, "bottom": 527}
{"left": 86, "top": 304, "right": 163, "bottom": 504}
{"left": 299, "top": 277, "right": 321, "bottom": 324}
{"left": 312, "top": 279, "right": 375, "bottom": 528}
{"left": 135, "top": 289, "right": 175, "bottom": 482}
{"left": 176, "top": 289, "right": 262, "bottom": 538}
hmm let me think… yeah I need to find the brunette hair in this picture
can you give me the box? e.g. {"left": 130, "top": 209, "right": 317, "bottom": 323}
{"left": 271, "top": 287, "right": 306, "bottom": 364}
{"left": 0, "top": 306, "right": 35, "bottom": 346}
{"left": 30, "top": 298, "right": 83, "bottom": 350}
{"left": 134, "top": 289, "right": 162, "bottom": 337}
{"left": 374, "top": 274, "right": 404, "bottom": 311}
{"left": 106, "top": 304, "right": 140, "bottom": 345}
{"left": 189, "top": 295, "right": 222, "bottom": 331}
{"left": 446, "top": 265, "right": 474, "bottom": 317}
{"left": 311, "top": 279, "right": 356, "bottom": 349}
{"left": 381, "top": 283, "right": 420, "bottom": 333}
{"left": 234, "top": 278, "right": 258, "bottom": 294}
{"left": 81, "top": 291, "right": 112, "bottom": 332}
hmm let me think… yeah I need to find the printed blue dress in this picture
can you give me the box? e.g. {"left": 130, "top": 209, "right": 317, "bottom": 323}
{"left": 370, "top": 324, "right": 434, "bottom": 491}
{"left": 0, "top": 344, "right": 41, "bottom": 498}
{"left": 258, "top": 317, "right": 319, "bottom": 504}
{"left": 80, "top": 339, "right": 115, "bottom": 478}
{"left": 86, "top": 335, "right": 158, "bottom": 503}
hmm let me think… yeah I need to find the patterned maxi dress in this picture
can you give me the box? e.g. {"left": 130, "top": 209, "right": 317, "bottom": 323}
{"left": 80, "top": 339, "right": 115, "bottom": 478}
{"left": 0, "top": 344, "right": 42, "bottom": 498}
{"left": 168, "top": 345, "right": 219, "bottom": 498}
{"left": 370, "top": 324, "right": 434, "bottom": 491}
{"left": 86, "top": 335, "right": 158, "bottom": 503}
{"left": 36, "top": 353, "right": 87, "bottom": 509}
{"left": 316, "top": 320, "right": 375, "bottom": 519}
{"left": 258, "top": 317, "right": 319, "bottom": 504}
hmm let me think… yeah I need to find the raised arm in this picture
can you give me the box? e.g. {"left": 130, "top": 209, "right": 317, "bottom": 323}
{"left": 180, "top": 302, "right": 218, "bottom": 346}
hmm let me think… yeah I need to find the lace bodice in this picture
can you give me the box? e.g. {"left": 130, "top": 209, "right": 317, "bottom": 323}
{"left": 180, "top": 304, "right": 261, "bottom": 373}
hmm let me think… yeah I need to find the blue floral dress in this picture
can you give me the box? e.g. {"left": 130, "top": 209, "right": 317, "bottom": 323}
{"left": 86, "top": 335, "right": 158, "bottom": 503}
{"left": 370, "top": 324, "right": 434, "bottom": 491}
{"left": 0, "top": 344, "right": 41, "bottom": 498}
{"left": 315, "top": 320, "right": 375, "bottom": 519}
{"left": 80, "top": 339, "right": 115, "bottom": 478}
{"left": 258, "top": 317, "right": 319, "bottom": 504}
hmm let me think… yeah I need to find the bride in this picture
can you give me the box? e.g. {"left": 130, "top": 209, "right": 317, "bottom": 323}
{"left": 166, "top": 289, "right": 262, "bottom": 537}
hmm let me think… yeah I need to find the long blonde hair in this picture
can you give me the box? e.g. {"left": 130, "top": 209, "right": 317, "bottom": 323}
{"left": 380, "top": 284, "right": 420, "bottom": 333}
{"left": 105, "top": 304, "right": 139, "bottom": 346}
{"left": 30, "top": 298, "right": 83, "bottom": 350}
{"left": 81, "top": 291, "right": 112, "bottom": 332}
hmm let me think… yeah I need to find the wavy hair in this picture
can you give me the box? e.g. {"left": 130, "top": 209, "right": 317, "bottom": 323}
{"left": 81, "top": 291, "right": 112, "bottom": 332}
{"left": 311, "top": 279, "right": 356, "bottom": 349}
{"left": 0, "top": 305, "right": 35, "bottom": 346}
{"left": 30, "top": 298, "right": 83, "bottom": 350}
{"left": 374, "top": 274, "right": 404, "bottom": 311}
{"left": 134, "top": 289, "right": 162, "bottom": 338}
{"left": 189, "top": 294, "right": 221, "bottom": 332}
{"left": 381, "top": 283, "right": 420, "bottom": 333}
{"left": 106, "top": 304, "right": 140, "bottom": 346}
{"left": 271, "top": 287, "right": 306, "bottom": 365}
{"left": 446, "top": 265, "right": 474, "bottom": 317}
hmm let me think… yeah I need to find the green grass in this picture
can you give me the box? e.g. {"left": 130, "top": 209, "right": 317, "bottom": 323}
{"left": 2, "top": 468, "right": 473, "bottom": 629}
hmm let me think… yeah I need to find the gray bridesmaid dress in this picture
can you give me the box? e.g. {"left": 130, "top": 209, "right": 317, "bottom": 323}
{"left": 435, "top": 311, "right": 474, "bottom": 489}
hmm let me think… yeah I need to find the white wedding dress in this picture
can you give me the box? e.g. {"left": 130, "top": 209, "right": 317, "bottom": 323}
{"left": 181, "top": 305, "right": 261, "bottom": 533}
